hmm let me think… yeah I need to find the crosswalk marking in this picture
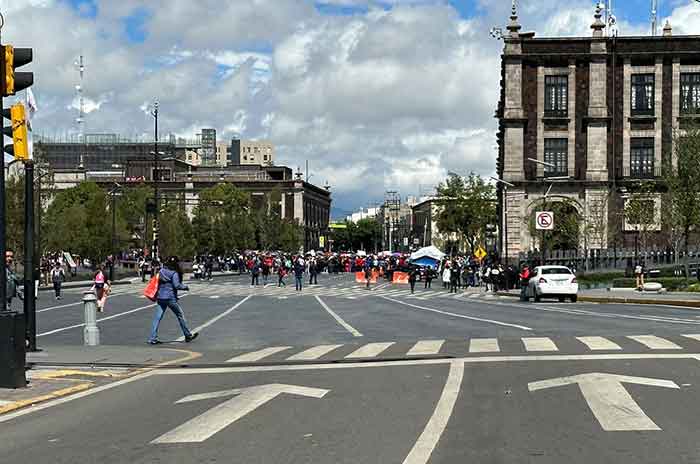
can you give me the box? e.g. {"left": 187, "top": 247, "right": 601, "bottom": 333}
{"left": 576, "top": 336, "right": 622, "bottom": 350}
{"left": 286, "top": 344, "right": 343, "bottom": 361}
{"left": 627, "top": 335, "right": 682, "bottom": 350}
{"left": 226, "top": 346, "right": 292, "bottom": 363}
{"left": 469, "top": 338, "right": 500, "bottom": 353}
{"left": 345, "top": 342, "right": 395, "bottom": 359}
{"left": 407, "top": 340, "right": 445, "bottom": 356}
{"left": 522, "top": 337, "right": 558, "bottom": 352}
{"left": 682, "top": 334, "right": 700, "bottom": 342}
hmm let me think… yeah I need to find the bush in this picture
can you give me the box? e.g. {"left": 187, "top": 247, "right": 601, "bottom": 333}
{"left": 612, "top": 277, "right": 692, "bottom": 291}
{"left": 576, "top": 272, "right": 626, "bottom": 290}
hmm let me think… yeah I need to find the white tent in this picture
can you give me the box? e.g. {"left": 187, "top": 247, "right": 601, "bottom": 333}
{"left": 409, "top": 245, "right": 445, "bottom": 261}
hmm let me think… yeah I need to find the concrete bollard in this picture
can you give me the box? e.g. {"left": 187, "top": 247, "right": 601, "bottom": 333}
{"left": 83, "top": 291, "right": 100, "bottom": 346}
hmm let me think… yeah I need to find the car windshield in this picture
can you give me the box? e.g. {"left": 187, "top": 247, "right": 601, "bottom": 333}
{"left": 541, "top": 267, "right": 572, "bottom": 275}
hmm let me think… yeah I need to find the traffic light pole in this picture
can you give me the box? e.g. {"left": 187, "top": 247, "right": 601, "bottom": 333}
{"left": 0, "top": 27, "right": 6, "bottom": 313}
{"left": 23, "top": 160, "right": 36, "bottom": 351}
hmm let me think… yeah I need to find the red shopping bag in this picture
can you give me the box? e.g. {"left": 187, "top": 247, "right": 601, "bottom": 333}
{"left": 143, "top": 275, "right": 159, "bottom": 301}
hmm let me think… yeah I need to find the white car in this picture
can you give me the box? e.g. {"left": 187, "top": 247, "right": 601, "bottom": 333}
{"left": 525, "top": 265, "right": 578, "bottom": 302}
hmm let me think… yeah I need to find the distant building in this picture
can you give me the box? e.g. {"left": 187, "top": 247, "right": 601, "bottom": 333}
{"left": 228, "top": 139, "right": 274, "bottom": 166}
{"left": 184, "top": 149, "right": 202, "bottom": 166}
{"left": 215, "top": 142, "right": 228, "bottom": 166}
{"left": 346, "top": 207, "right": 380, "bottom": 223}
{"left": 412, "top": 197, "right": 461, "bottom": 254}
{"left": 200, "top": 128, "right": 216, "bottom": 165}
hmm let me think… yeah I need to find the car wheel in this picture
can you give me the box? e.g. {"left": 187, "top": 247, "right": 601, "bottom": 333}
{"left": 558, "top": 296, "right": 565, "bottom": 302}
{"left": 570, "top": 295, "right": 577, "bottom": 303}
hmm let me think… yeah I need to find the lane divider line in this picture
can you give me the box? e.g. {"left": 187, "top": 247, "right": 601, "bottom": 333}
{"left": 315, "top": 295, "right": 363, "bottom": 337}
{"left": 176, "top": 295, "right": 253, "bottom": 342}
{"left": 381, "top": 296, "right": 533, "bottom": 331}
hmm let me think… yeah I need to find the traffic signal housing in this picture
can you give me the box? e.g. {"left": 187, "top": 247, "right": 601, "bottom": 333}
{"left": 2, "top": 46, "right": 33, "bottom": 97}
{"left": 3, "top": 103, "right": 28, "bottom": 159}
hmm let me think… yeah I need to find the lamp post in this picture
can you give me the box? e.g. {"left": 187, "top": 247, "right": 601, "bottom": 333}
{"left": 108, "top": 183, "right": 122, "bottom": 282}
{"left": 151, "top": 99, "right": 160, "bottom": 261}
{"left": 490, "top": 176, "right": 515, "bottom": 265}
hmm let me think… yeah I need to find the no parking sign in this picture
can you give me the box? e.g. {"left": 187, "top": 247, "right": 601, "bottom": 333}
{"left": 535, "top": 211, "right": 554, "bottom": 230}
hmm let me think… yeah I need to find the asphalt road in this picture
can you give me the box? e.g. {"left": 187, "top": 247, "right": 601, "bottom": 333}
{"left": 5, "top": 273, "right": 700, "bottom": 463}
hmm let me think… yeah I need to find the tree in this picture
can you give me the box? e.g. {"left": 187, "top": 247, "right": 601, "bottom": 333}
{"left": 192, "top": 184, "right": 256, "bottom": 254}
{"left": 44, "top": 181, "right": 117, "bottom": 264}
{"left": 118, "top": 185, "right": 153, "bottom": 250}
{"left": 354, "top": 218, "right": 381, "bottom": 251}
{"left": 5, "top": 172, "right": 25, "bottom": 259}
{"left": 434, "top": 173, "right": 497, "bottom": 254}
{"left": 527, "top": 197, "right": 581, "bottom": 254}
{"left": 664, "top": 125, "right": 700, "bottom": 253}
{"left": 159, "top": 203, "right": 195, "bottom": 259}
{"left": 624, "top": 181, "right": 658, "bottom": 264}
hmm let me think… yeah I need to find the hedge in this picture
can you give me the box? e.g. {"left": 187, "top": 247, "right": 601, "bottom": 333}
{"left": 612, "top": 277, "right": 692, "bottom": 291}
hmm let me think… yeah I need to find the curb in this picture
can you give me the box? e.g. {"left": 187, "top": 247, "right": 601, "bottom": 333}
{"left": 495, "top": 291, "right": 700, "bottom": 308}
{"left": 0, "top": 382, "right": 93, "bottom": 415}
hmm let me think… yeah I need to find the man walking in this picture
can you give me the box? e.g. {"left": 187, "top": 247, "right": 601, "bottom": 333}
{"left": 251, "top": 259, "right": 260, "bottom": 287}
{"left": 309, "top": 258, "right": 318, "bottom": 285}
{"left": 408, "top": 267, "right": 418, "bottom": 294}
{"left": 5, "top": 250, "right": 22, "bottom": 310}
{"left": 294, "top": 256, "right": 305, "bottom": 291}
{"left": 51, "top": 262, "right": 65, "bottom": 300}
{"left": 148, "top": 256, "right": 198, "bottom": 345}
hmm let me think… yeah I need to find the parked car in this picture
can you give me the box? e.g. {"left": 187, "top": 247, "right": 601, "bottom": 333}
{"left": 525, "top": 265, "right": 578, "bottom": 302}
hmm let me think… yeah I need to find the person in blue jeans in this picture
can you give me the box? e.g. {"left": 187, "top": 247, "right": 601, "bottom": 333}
{"left": 148, "top": 256, "right": 199, "bottom": 345}
{"left": 294, "top": 257, "right": 305, "bottom": 291}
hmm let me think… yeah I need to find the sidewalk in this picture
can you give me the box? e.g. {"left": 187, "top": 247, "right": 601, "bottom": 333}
{"left": 497, "top": 288, "right": 700, "bottom": 307}
{"left": 0, "top": 344, "right": 199, "bottom": 416}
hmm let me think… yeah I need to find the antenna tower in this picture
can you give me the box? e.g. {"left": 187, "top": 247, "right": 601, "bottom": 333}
{"left": 651, "top": 0, "right": 658, "bottom": 36}
{"left": 75, "top": 55, "right": 86, "bottom": 167}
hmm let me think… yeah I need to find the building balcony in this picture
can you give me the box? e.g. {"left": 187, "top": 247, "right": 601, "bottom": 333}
{"left": 618, "top": 166, "right": 663, "bottom": 179}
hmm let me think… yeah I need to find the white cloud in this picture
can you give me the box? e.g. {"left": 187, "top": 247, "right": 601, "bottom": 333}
{"left": 4, "top": 0, "right": 693, "bottom": 212}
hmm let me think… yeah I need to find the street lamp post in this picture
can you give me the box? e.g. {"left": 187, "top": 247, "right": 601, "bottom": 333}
{"left": 109, "top": 183, "right": 122, "bottom": 282}
{"left": 490, "top": 177, "right": 515, "bottom": 266}
{"left": 151, "top": 99, "right": 159, "bottom": 261}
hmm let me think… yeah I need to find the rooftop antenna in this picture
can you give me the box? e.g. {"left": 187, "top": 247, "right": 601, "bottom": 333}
{"left": 74, "top": 55, "right": 85, "bottom": 168}
{"left": 651, "top": 0, "right": 658, "bottom": 36}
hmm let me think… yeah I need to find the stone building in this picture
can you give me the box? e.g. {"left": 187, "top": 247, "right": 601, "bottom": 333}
{"left": 228, "top": 139, "right": 275, "bottom": 166}
{"left": 495, "top": 4, "right": 695, "bottom": 260}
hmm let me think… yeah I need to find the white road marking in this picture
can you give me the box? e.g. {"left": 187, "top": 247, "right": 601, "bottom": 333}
{"left": 627, "top": 335, "right": 683, "bottom": 350}
{"left": 529, "top": 372, "right": 679, "bottom": 431}
{"left": 0, "top": 400, "right": 12, "bottom": 406}
{"left": 576, "top": 336, "right": 622, "bottom": 351}
{"left": 345, "top": 342, "right": 395, "bottom": 359}
{"left": 209, "top": 295, "right": 220, "bottom": 299}
{"left": 177, "top": 295, "right": 252, "bottom": 342}
{"left": 286, "top": 344, "right": 343, "bottom": 361}
{"left": 315, "top": 295, "right": 363, "bottom": 337}
{"left": 407, "top": 340, "right": 445, "bottom": 356}
{"left": 682, "top": 334, "right": 700, "bottom": 342}
{"left": 522, "top": 337, "right": 558, "bottom": 352}
{"left": 152, "top": 384, "right": 330, "bottom": 444}
{"left": 6, "top": 352, "right": 700, "bottom": 424}
{"left": 36, "top": 290, "right": 140, "bottom": 313}
{"left": 226, "top": 346, "right": 292, "bottom": 363}
{"left": 381, "top": 296, "right": 533, "bottom": 331}
{"left": 402, "top": 361, "right": 464, "bottom": 464}
{"left": 469, "top": 338, "right": 500, "bottom": 353}
{"left": 37, "top": 303, "right": 156, "bottom": 337}
{"left": 372, "top": 282, "right": 391, "bottom": 291}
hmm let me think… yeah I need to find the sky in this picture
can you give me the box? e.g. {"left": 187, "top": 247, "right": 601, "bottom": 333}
{"left": 2, "top": 0, "right": 700, "bottom": 217}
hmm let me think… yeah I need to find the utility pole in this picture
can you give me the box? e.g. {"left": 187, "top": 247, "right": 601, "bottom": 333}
{"left": 23, "top": 161, "right": 35, "bottom": 351}
{"left": 152, "top": 99, "right": 159, "bottom": 261}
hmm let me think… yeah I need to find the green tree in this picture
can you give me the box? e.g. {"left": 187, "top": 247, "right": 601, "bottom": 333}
{"left": 624, "top": 181, "right": 658, "bottom": 263}
{"left": 434, "top": 173, "right": 497, "bottom": 254}
{"left": 192, "top": 184, "right": 256, "bottom": 254}
{"left": 664, "top": 126, "right": 700, "bottom": 253}
{"left": 5, "top": 173, "right": 25, "bottom": 258}
{"left": 44, "top": 181, "right": 116, "bottom": 264}
{"left": 354, "top": 218, "right": 381, "bottom": 251}
{"left": 527, "top": 197, "right": 581, "bottom": 253}
{"left": 118, "top": 185, "right": 153, "bottom": 249}
{"left": 159, "top": 203, "right": 195, "bottom": 259}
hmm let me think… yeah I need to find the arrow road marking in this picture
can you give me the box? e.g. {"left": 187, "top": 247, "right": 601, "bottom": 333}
{"left": 152, "top": 383, "right": 330, "bottom": 444}
{"left": 529, "top": 372, "right": 679, "bottom": 431}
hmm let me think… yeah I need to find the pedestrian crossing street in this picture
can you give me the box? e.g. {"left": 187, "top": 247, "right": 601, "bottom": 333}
{"left": 190, "top": 280, "right": 509, "bottom": 301}
{"left": 222, "top": 333, "right": 700, "bottom": 364}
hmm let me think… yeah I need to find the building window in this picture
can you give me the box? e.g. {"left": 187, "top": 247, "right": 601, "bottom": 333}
{"left": 631, "top": 74, "right": 654, "bottom": 116}
{"left": 681, "top": 73, "right": 700, "bottom": 114}
{"left": 630, "top": 138, "right": 655, "bottom": 178}
{"left": 543, "top": 139, "right": 568, "bottom": 177}
{"left": 544, "top": 75, "right": 568, "bottom": 117}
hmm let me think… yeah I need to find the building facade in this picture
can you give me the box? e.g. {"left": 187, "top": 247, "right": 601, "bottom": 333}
{"left": 200, "top": 128, "right": 216, "bottom": 165}
{"left": 496, "top": 4, "right": 696, "bottom": 260}
{"left": 228, "top": 139, "right": 275, "bottom": 166}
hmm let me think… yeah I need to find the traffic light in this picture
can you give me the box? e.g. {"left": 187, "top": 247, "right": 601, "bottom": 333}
{"left": 2, "top": 45, "right": 33, "bottom": 96}
{"left": 3, "top": 103, "right": 28, "bottom": 159}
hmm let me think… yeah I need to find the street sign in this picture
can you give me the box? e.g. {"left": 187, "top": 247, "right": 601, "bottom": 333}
{"left": 474, "top": 246, "right": 487, "bottom": 260}
{"left": 152, "top": 384, "right": 330, "bottom": 444}
{"left": 319, "top": 236, "right": 325, "bottom": 248}
{"left": 529, "top": 372, "right": 679, "bottom": 431}
{"left": 535, "top": 211, "right": 554, "bottom": 230}
{"left": 403, "top": 237, "right": 408, "bottom": 246}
